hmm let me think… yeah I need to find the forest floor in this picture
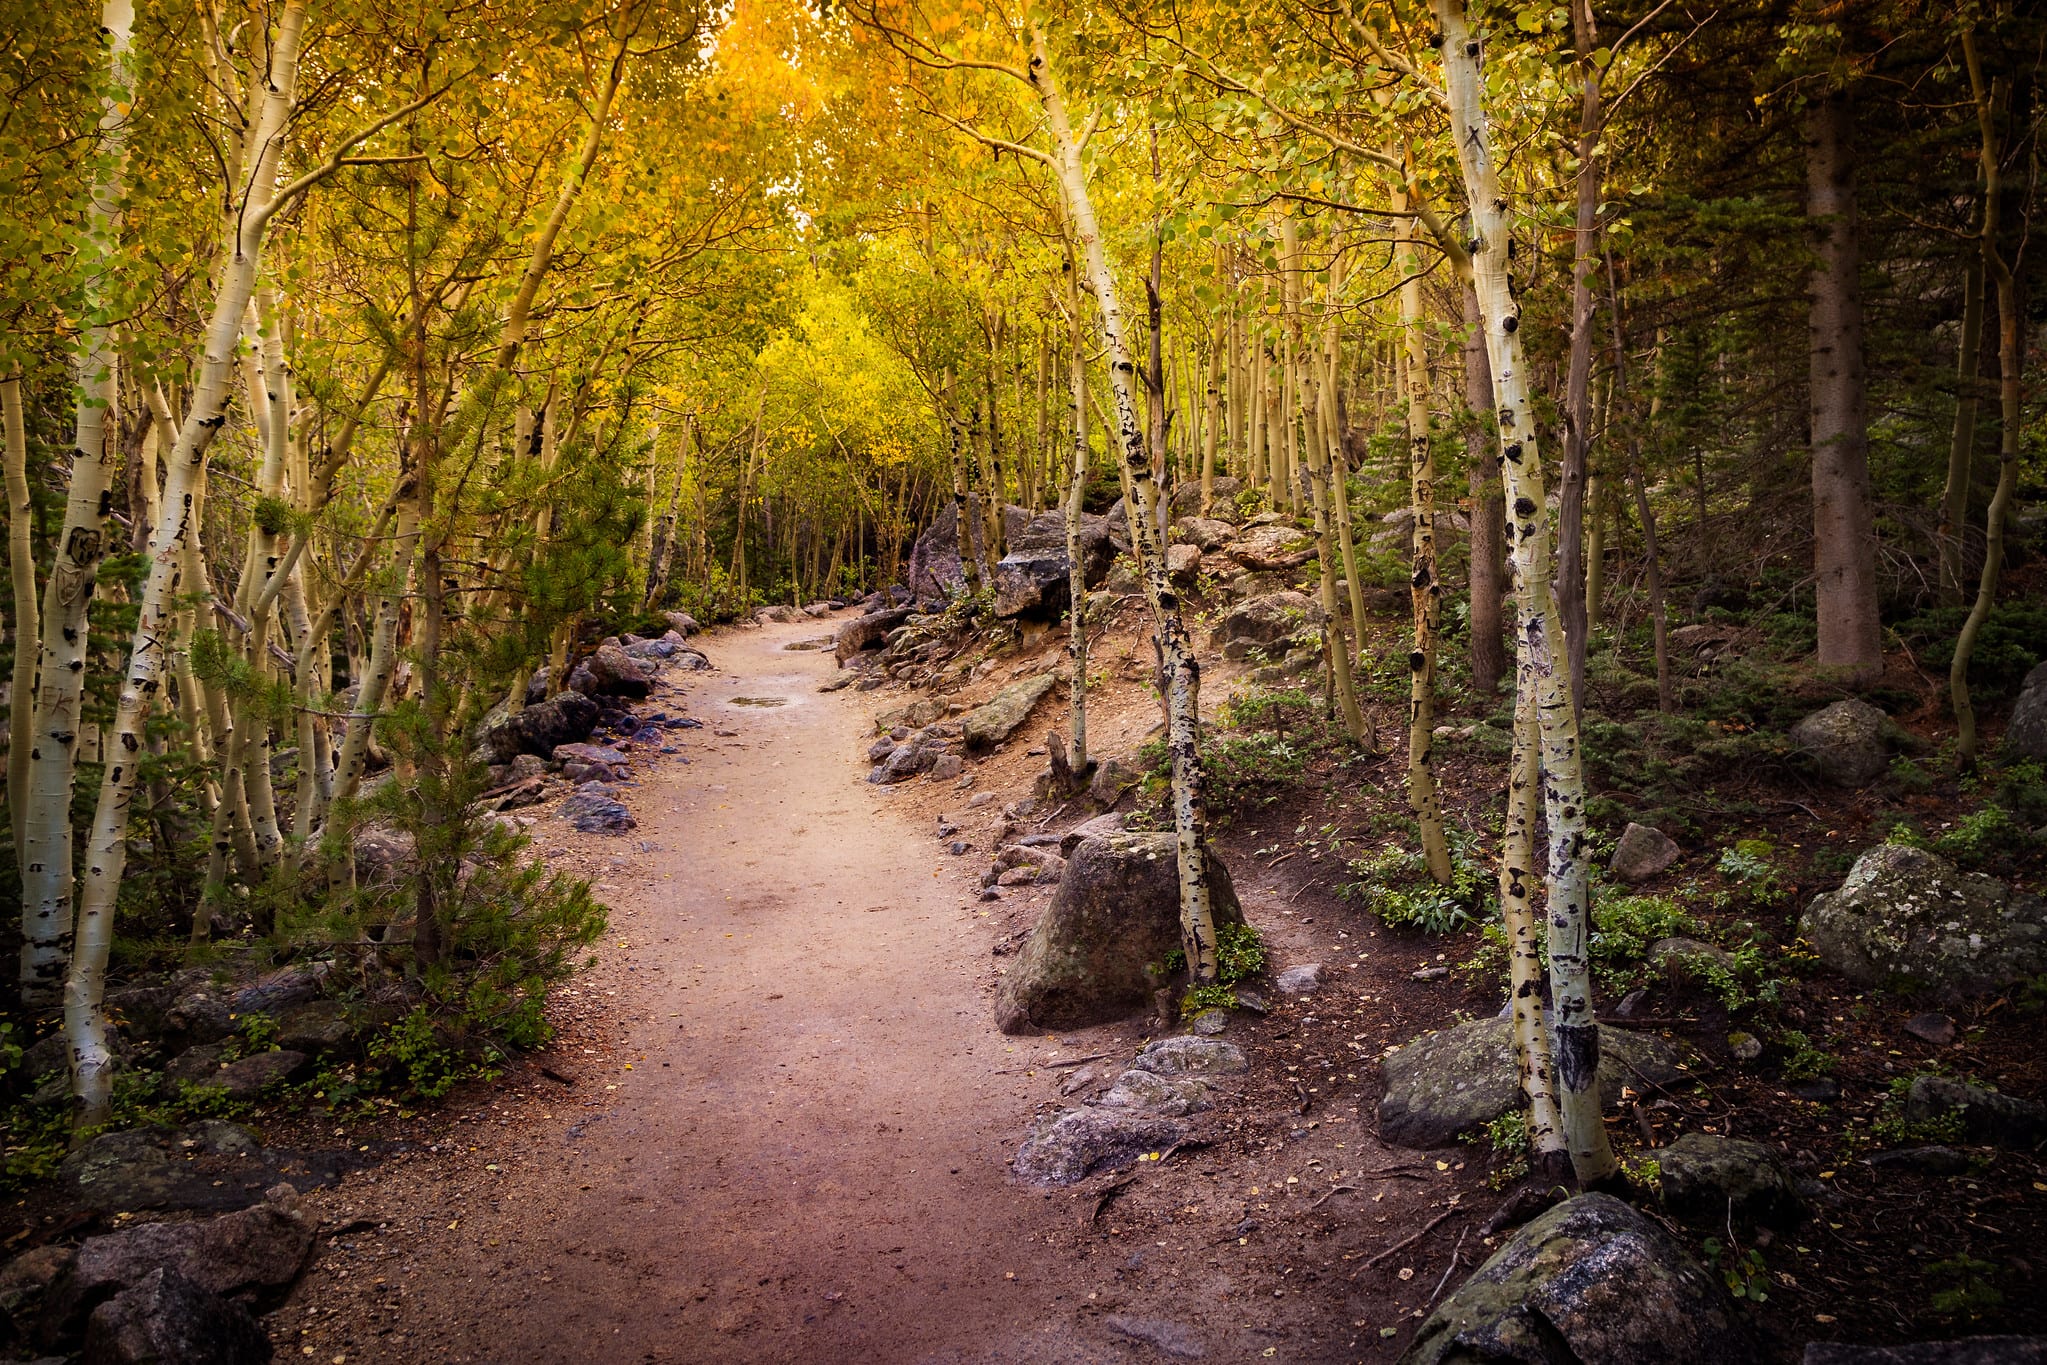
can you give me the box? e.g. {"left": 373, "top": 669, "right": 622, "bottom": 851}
{"left": 262, "top": 602, "right": 2047, "bottom": 1364}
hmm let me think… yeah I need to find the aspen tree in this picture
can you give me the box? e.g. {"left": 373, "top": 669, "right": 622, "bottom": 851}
{"left": 19, "top": 0, "right": 138, "bottom": 1002}
{"left": 1430, "top": 0, "right": 1617, "bottom": 1183}
{"left": 4, "top": 374, "right": 31, "bottom": 858}
{"left": 1397, "top": 200, "right": 1452, "bottom": 885}
{"left": 1061, "top": 256, "right": 1091, "bottom": 775}
{"left": 1027, "top": 26, "right": 1221, "bottom": 981}
{"left": 1284, "top": 220, "right": 1365, "bottom": 744}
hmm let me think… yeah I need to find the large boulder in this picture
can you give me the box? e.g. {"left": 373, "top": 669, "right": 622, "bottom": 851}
{"left": 1225, "top": 524, "right": 1316, "bottom": 571}
{"left": 41, "top": 1193, "right": 314, "bottom": 1344}
{"left": 994, "top": 833, "right": 1244, "bottom": 1034}
{"left": 511, "top": 691, "right": 600, "bottom": 757}
{"left": 834, "top": 606, "right": 913, "bottom": 665}
{"left": 1402, "top": 1193, "right": 1762, "bottom": 1365}
{"left": 569, "top": 644, "right": 652, "bottom": 699}
{"left": 988, "top": 511, "right": 1118, "bottom": 620}
{"left": 1170, "top": 476, "right": 1242, "bottom": 517}
{"left": 81, "top": 1267, "right": 273, "bottom": 1365}
{"left": 1170, "top": 517, "right": 1236, "bottom": 551}
{"left": 1208, "top": 591, "right": 1323, "bottom": 659}
{"left": 552, "top": 741, "right": 631, "bottom": 783}
{"left": 558, "top": 785, "right": 636, "bottom": 834}
{"left": 1790, "top": 698, "right": 1895, "bottom": 787}
{"left": 1904, "top": 1074, "right": 2047, "bottom": 1148}
{"left": 961, "top": 673, "right": 1059, "bottom": 750}
{"left": 1377, "top": 1016, "right": 1691, "bottom": 1148}
{"left": 2007, "top": 661, "right": 2047, "bottom": 760}
{"left": 1798, "top": 843, "right": 2047, "bottom": 998}
{"left": 905, "top": 503, "right": 1034, "bottom": 606}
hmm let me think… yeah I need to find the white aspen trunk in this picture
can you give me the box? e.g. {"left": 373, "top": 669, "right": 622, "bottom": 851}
{"left": 1501, "top": 659, "right": 1568, "bottom": 1169}
{"left": 4, "top": 373, "right": 33, "bottom": 859}
{"left": 1320, "top": 325, "right": 1369, "bottom": 646}
{"left": 1285, "top": 221, "right": 1365, "bottom": 744}
{"left": 1029, "top": 27, "right": 1219, "bottom": 983}
{"left": 1202, "top": 310, "right": 1223, "bottom": 514}
{"left": 67, "top": 0, "right": 308, "bottom": 1121}
{"left": 1065, "top": 273, "right": 1091, "bottom": 773}
{"left": 1431, "top": 0, "right": 1617, "bottom": 1184}
{"left": 19, "top": 0, "right": 138, "bottom": 1003}
{"left": 1399, "top": 207, "right": 1453, "bottom": 885}
{"left": 1463, "top": 287, "right": 1508, "bottom": 694}
{"left": 329, "top": 483, "right": 420, "bottom": 816}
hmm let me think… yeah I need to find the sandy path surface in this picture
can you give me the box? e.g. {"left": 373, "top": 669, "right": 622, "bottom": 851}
{"left": 289, "top": 618, "right": 1118, "bottom": 1363}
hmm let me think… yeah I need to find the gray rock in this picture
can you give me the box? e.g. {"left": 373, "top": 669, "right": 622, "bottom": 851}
{"left": 994, "top": 833, "right": 1244, "bottom": 1034}
{"left": 874, "top": 698, "right": 946, "bottom": 733}
{"left": 989, "top": 511, "right": 1118, "bottom": 620}
{"left": 1655, "top": 1132, "right": 1802, "bottom": 1227}
{"left": 1905, "top": 1011, "right": 1957, "bottom": 1046}
{"left": 1804, "top": 1339, "right": 2047, "bottom": 1364}
{"left": 1103, "top": 1314, "right": 1206, "bottom": 1359}
{"left": 1404, "top": 1193, "right": 1761, "bottom": 1365}
{"left": 1164, "top": 543, "right": 1201, "bottom": 584}
{"left": 1058, "top": 812, "right": 1129, "bottom": 854}
{"left": 1611, "top": 823, "right": 1681, "bottom": 883}
{"left": 1790, "top": 698, "right": 1894, "bottom": 787}
{"left": 961, "top": 673, "right": 1058, "bottom": 750}
{"left": 1170, "top": 476, "right": 1241, "bottom": 517}
{"left": 1097, "top": 1069, "right": 1212, "bottom": 1117}
{"left": 41, "top": 1192, "right": 314, "bottom": 1343}
{"left": 559, "top": 789, "right": 636, "bottom": 834}
{"left": 1799, "top": 843, "right": 2047, "bottom": 998}
{"left": 1225, "top": 525, "right": 1316, "bottom": 572}
{"left": 350, "top": 826, "right": 416, "bottom": 892}
{"left": 1649, "top": 937, "right": 1737, "bottom": 974}
{"left": 568, "top": 643, "right": 652, "bottom": 699}
{"left": 1276, "top": 963, "right": 1326, "bottom": 996}
{"left": 1727, "top": 1030, "right": 1764, "bottom": 1063}
{"left": 663, "top": 611, "right": 700, "bottom": 637}
{"left": 1169, "top": 517, "right": 1235, "bottom": 551}
{"left": 1867, "top": 1145, "right": 1974, "bottom": 1176}
{"left": 869, "top": 739, "right": 939, "bottom": 785}
{"left": 1086, "top": 755, "right": 1140, "bottom": 810}
{"left": 207, "top": 1050, "right": 306, "bottom": 1100}
{"left": 1208, "top": 591, "right": 1322, "bottom": 657}
{"left": 1905, "top": 1074, "right": 2047, "bottom": 1148}
{"left": 552, "top": 741, "right": 631, "bottom": 782}
{"left": 866, "top": 737, "right": 896, "bottom": 764}
{"left": 835, "top": 606, "right": 913, "bottom": 664}
{"left": 905, "top": 502, "right": 1034, "bottom": 606}
{"left": 2005, "top": 662, "right": 2047, "bottom": 760}
{"left": 1013, "top": 1108, "right": 1182, "bottom": 1185}
{"left": 510, "top": 691, "right": 600, "bottom": 757}
{"left": 928, "top": 753, "right": 964, "bottom": 782}
{"left": 1, "top": 1245, "right": 72, "bottom": 1335}
{"left": 275, "top": 1000, "right": 352, "bottom": 1055}
{"left": 81, "top": 1267, "right": 272, "bottom": 1365}
{"left": 1133, "top": 1036, "right": 1247, "bottom": 1077}
{"left": 1377, "top": 1017, "right": 1691, "bottom": 1148}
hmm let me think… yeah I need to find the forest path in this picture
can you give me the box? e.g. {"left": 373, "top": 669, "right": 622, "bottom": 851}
{"left": 295, "top": 616, "right": 1101, "bottom": 1363}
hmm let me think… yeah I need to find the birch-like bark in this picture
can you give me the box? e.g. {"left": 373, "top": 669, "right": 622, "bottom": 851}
{"left": 1431, "top": 0, "right": 1617, "bottom": 1183}
{"left": 1938, "top": 253, "right": 1985, "bottom": 606}
{"left": 1286, "top": 222, "right": 1366, "bottom": 743}
{"left": 1063, "top": 266, "right": 1091, "bottom": 774}
{"left": 1322, "top": 343, "right": 1368, "bottom": 645}
{"left": 19, "top": 0, "right": 137, "bottom": 1002}
{"left": 68, "top": 1, "right": 309, "bottom": 1120}
{"left": 1398, "top": 206, "right": 1452, "bottom": 885}
{"left": 4, "top": 373, "right": 33, "bottom": 859}
{"left": 1556, "top": 0, "right": 1603, "bottom": 721}
{"left": 1501, "top": 654, "right": 1567, "bottom": 1170}
{"left": 1029, "top": 27, "right": 1219, "bottom": 982}
{"left": 942, "top": 369, "right": 979, "bottom": 595}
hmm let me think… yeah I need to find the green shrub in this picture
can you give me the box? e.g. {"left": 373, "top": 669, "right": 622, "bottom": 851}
{"left": 1341, "top": 836, "right": 1489, "bottom": 934}
{"left": 1589, "top": 893, "right": 1699, "bottom": 964}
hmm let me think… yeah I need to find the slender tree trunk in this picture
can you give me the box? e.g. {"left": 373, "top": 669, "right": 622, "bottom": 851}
{"left": 1938, "top": 255, "right": 1985, "bottom": 607}
{"left": 1501, "top": 656, "right": 1568, "bottom": 1173}
{"left": 1952, "top": 36, "right": 2021, "bottom": 770}
{"left": 1064, "top": 263, "right": 1092, "bottom": 775}
{"left": 20, "top": 0, "right": 138, "bottom": 1004}
{"left": 1030, "top": 27, "right": 1219, "bottom": 984}
{"left": 4, "top": 374, "right": 33, "bottom": 860}
{"left": 1557, "top": 0, "right": 1603, "bottom": 722}
{"left": 1399, "top": 206, "right": 1452, "bottom": 884}
{"left": 1463, "top": 288, "right": 1506, "bottom": 694}
{"left": 1805, "top": 92, "right": 1883, "bottom": 685}
{"left": 67, "top": 0, "right": 308, "bottom": 1121}
{"left": 942, "top": 370, "right": 979, "bottom": 595}
{"left": 1286, "top": 222, "right": 1366, "bottom": 744}
{"left": 1432, "top": 0, "right": 1617, "bottom": 1184}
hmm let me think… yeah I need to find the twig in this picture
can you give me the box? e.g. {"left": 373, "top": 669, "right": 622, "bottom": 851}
{"left": 1361, "top": 1205, "right": 1465, "bottom": 1271}
{"left": 1310, "top": 1184, "right": 1363, "bottom": 1210}
{"left": 1267, "top": 850, "right": 1298, "bottom": 868}
{"left": 1426, "top": 1228, "right": 1470, "bottom": 1306}
{"left": 1046, "top": 1053, "right": 1109, "bottom": 1069}
{"left": 1088, "top": 1175, "right": 1137, "bottom": 1225}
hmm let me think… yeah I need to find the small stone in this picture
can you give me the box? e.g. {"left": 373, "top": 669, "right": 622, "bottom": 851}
{"left": 1727, "top": 1031, "right": 1764, "bottom": 1063}
{"left": 978, "top": 889, "right": 1002, "bottom": 903}
{"left": 1789, "top": 698, "right": 1895, "bottom": 787}
{"left": 1132, "top": 1036, "right": 1247, "bottom": 1076}
{"left": 1613, "top": 989, "right": 1651, "bottom": 1019}
{"left": 968, "top": 792, "right": 998, "bottom": 808}
{"left": 1904, "top": 1011, "right": 1957, "bottom": 1046}
{"left": 928, "top": 753, "right": 964, "bottom": 782}
{"left": 1013, "top": 1108, "right": 1181, "bottom": 1185}
{"left": 1097, "top": 1069, "right": 1211, "bottom": 1117}
{"left": 1273, "top": 963, "right": 1323, "bottom": 996}
{"left": 1866, "top": 1145, "right": 1974, "bottom": 1177}
{"left": 1187, "top": 1010, "right": 1228, "bottom": 1036}
{"left": 1411, "top": 965, "right": 1450, "bottom": 981}
{"left": 1232, "top": 990, "right": 1270, "bottom": 1014}
{"left": 1102, "top": 1314, "right": 1206, "bottom": 1359}
{"left": 1656, "top": 1132, "right": 1802, "bottom": 1228}
{"left": 1611, "top": 822, "right": 1682, "bottom": 883}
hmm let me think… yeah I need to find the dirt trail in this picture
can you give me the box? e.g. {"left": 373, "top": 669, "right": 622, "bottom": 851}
{"left": 286, "top": 619, "right": 1110, "bottom": 1363}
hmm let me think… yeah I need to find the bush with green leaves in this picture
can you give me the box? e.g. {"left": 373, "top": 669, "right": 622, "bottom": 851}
{"left": 1589, "top": 893, "right": 1700, "bottom": 965}
{"left": 1340, "top": 833, "right": 1489, "bottom": 935}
